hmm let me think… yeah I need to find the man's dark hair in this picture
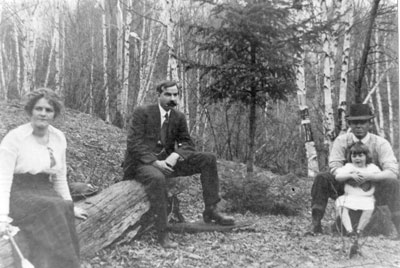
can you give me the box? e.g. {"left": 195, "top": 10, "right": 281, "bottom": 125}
{"left": 156, "top": 80, "right": 178, "bottom": 94}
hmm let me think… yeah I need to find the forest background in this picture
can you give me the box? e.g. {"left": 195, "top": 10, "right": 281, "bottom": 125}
{"left": 0, "top": 0, "right": 398, "bottom": 177}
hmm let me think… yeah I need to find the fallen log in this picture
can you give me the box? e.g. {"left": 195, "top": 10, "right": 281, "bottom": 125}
{"left": 0, "top": 180, "right": 150, "bottom": 268}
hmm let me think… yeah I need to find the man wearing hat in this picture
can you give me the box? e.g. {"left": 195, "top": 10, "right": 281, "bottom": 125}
{"left": 310, "top": 103, "right": 400, "bottom": 238}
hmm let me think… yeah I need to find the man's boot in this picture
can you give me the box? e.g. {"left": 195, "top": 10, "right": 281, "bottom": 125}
{"left": 203, "top": 204, "right": 235, "bottom": 226}
{"left": 311, "top": 208, "right": 323, "bottom": 233}
{"left": 158, "top": 230, "right": 178, "bottom": 248}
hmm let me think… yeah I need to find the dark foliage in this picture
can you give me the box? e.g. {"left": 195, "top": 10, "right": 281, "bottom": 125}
{"left": 185, "top": 0, "right": 323, "bottom": 106}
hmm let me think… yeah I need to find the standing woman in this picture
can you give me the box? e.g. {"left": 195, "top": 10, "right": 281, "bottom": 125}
{"left": 0, "top": 88, "right": 87, "bottom": 268}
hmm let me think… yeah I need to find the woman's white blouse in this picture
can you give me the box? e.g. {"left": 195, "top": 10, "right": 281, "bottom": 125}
{"left": 0, "top": 123, "right": 72, "bottom": 221}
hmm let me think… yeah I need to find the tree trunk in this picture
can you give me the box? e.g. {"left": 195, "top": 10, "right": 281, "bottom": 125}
{"left": 246, "top": 45, "right": 256, "bottom": 173}
{"left": 21, "top": 7, "right": 37, "bottom": 93}
{"left": 122, "top": 0, "right": 133, "bottom": 126}
{"left": 165, "top": 0, "right": 179, "bottom": 83}
{"left": 13, "top": 18, "right": 20, "bottom": 97}
{"left": 54, "top": 0, "right": 61, "bottom": 94}
{"left": 374, "top": 31, "right": 384, "bottom": 137}
{"left": 296, "top": 51, "right": 319, "bottom": 178}
{"left": 354, "top": 0, "right": 380, "bottom": 103}
{"left": 321, "top": 0, "right": 335, "bottom": 151}
{"left": 0, "top": 2, "right": 4, "bottom": 100}
{"left": 101, "top": 0, "right": 110, "bottom": 123}
{"left": 89, "top": 22, "right": 94, "bottom": 115}
{"left": 384, "top": 35, "right": 394, "bottom": 144}
{"left": 115, "top": 0, "right": 125, "bottom": 127}
{"left": 337, "top": 0, "right": 353, "bottom": 135}
{"left": 44, "top": 34, "right": 56, "bottom": 87}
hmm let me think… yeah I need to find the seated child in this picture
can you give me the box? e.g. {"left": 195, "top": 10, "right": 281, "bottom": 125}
{"left": 335, "top": 142, "right": 381, "bottom": 236}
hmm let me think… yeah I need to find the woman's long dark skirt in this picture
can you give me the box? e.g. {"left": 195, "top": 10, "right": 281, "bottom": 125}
{"left": 9, "top": 173, "right": 80, "bottom": 268}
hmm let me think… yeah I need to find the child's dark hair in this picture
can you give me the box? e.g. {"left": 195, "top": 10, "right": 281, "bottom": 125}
{"left": 346, "top": 141, "right": 372, "bottom": 164}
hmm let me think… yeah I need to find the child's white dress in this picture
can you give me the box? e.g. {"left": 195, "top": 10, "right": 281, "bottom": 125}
{"left": 335, "top": 163, "right": 381, "bottom": 210}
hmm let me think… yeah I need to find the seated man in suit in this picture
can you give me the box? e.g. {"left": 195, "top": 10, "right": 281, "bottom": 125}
{"left": 123, "top": 80, "right": 234, "bottom": 248}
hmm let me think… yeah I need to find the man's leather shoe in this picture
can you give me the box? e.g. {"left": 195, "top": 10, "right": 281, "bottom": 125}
{"left": 203, "top": 204, "right": 235, "bottom": 226}
{"left": 158, "top": 231, "right": 178, "bottom": 249}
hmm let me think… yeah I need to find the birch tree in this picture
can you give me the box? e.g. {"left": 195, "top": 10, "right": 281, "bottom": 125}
{"left": 121, "top": 0, "right": 133, "bottom": 126}
{"left": 337, "top": 0, "right": 353, "bottom": 134}
{"left": 100, "top": 0, "right": 110, "bottom": 123}
{"left": 374, "top": 31, "right": 384, "bottom": 137}
{"left": 383, "top": 34, "right": 393, "bottom": 143}
{"left": 115, "top": 0, "right": 125, "bottom": 127}
{"left": 296, "top": 52, "right": 319, "bottom": 178}
{"left": 13, "top": 17, "right": 21, "bottom": 96}
{"left": 21, "top": 2, "right": 38, "bottom": 93}
{"left": 54, "top": 0, "right": 61, "bottom": 94}
{"left": 0, "top": 3, "right": 5, "bottom": 100}
{"left": 320, "top": 0, "right": 335, "bottom": 150}
{"left": 136, "top": 1, "right": 165, "bottom": 106}
{"left": 293, "top": 1, "right": 318, "bottom": 178}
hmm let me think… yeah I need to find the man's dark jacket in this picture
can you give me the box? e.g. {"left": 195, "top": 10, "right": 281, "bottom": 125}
{"left": 123, "top": 104, "right": 196, "bottom": 174}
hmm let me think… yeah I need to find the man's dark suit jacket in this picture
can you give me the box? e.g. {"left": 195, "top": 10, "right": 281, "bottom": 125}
{"left": 123, "top": 104, "right": 196, "bottom": 176}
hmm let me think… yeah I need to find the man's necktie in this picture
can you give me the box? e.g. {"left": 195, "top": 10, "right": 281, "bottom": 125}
{"left": 160, "top": 113, "right": 169, "bottom": 146}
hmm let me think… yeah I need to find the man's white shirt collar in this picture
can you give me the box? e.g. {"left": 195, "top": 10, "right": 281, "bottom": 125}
{"left": 351, "top": 132, "right": 370, "bottom": 143}
{"left": 158, "top": 104, "right": 170, "bottom": 125}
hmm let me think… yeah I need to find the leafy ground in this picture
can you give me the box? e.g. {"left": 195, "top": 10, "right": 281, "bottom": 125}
{"left": 1, "top": 101, "right": 399, "bottom": 268}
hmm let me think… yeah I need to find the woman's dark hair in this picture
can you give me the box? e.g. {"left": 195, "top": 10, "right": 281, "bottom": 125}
{"left": 155, "top": 80, "right": 178, "bottom": 94}
{"left": 24, "top": 88, "right": 63, "bottom": 118}
{"left": 346, "top": 141, "right": 372, "bottom": 164}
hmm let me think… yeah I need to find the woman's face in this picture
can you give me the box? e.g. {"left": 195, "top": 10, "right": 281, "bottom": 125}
{"left": 31, "top": 98, "right": 55, "bottom": 130}
{"left": 351, "top": 152, "right": 367, "bottom": 168}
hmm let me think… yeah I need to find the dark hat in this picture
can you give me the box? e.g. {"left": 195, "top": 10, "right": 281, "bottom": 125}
{"left": 346, "top": 104, "right": 374, "bottom": 120}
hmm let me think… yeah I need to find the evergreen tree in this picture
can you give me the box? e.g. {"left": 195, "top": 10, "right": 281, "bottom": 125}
{"left": 187, "top": 0, "right": 320, "bottom": 172}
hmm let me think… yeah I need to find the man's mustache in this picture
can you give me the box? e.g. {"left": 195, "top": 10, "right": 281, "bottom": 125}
{"left": 167, "top": 101, "right": 177, "bottom": 107}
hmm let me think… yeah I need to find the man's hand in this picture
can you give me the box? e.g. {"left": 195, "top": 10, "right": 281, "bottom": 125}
{"left": 165, "top": 152, "right": 181, "bottom": 168}
{"left": 347, "top": 172, "right": 365, "bottom": 186}
{"left": 152, "top": 160, "right": 174, "bottom": 175}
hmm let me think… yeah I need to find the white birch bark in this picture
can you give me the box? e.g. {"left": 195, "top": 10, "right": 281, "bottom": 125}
{"left": 115, "top": 0, "right": 124, "bottom": 126}
{"left": 374, "top": 31, "right": 384, "bottom": 138}
{"left": 137, "top": 20, "right": 164, "bottom": 106}
{"left": 0, "top": 3, "right": 5, "bottom": 100}
{"left": 141, "top": 30, "right": 164, "bottom": 105}
{"left": 54, "top": 0, "right": 61, "bottom": 94}
{"left": 338, "top": 0, "right": 354, "bottom": 135}
{"left": 13, "top": 18, "right": 21, "bottom": 97}
{"left": 296, "top": 51, "right": 319, "bottom": 178}
{"left": 100, "top": 0, "right": 110, "bottom": 123}
{"left": 89, "top": 27, "right": 94, "bottom": 115}
{"left": 292, "top": 3, "right": 319, "bottom": 177}
{"left": 164, "top": 0, "right": 179, "bottom": 82}
{"left": 122, "top": 0, "right": 133, "bottom": 125}
{"left": 384, "top": 35, "right": 394, "bottom": 143}
{"left": 136, "top": 3, "right": 147, "bottom": 106}
{"left": 321, "top": 0, "right": 335, "bottom": 150}
{"left": 0, "top": 44, "right": 5, "bottom": 100}
{"left": 44, "top": 34, "right": 56, "bottom": 87}
{"left": 363, "top": 62, "right": 394, "bottom": 104}
{"left": 194, "top": 48, "right": 202, "bottom": 137}
{"left": 21, "top": 6, "right": 37, "bottom": 93}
